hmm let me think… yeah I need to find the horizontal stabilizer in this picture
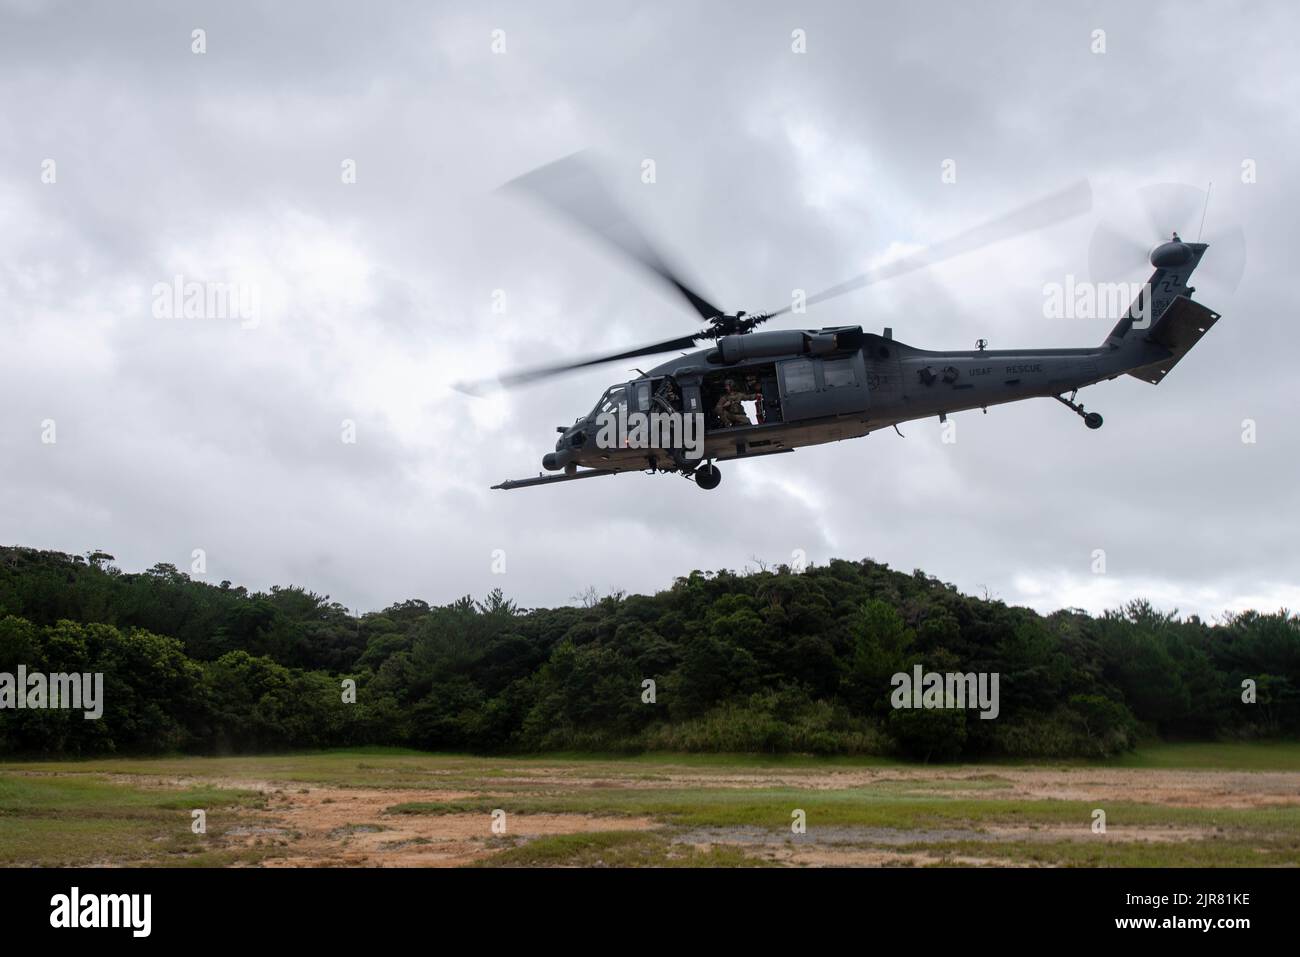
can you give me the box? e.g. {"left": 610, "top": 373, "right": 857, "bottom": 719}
{"left": 1126, "top": 295, "right": 1222, "bottom": 385}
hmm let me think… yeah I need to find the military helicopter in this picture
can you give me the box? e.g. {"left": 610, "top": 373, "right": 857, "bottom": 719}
{"left": 468, "top": 155, "right": 1229, "bottom": 491}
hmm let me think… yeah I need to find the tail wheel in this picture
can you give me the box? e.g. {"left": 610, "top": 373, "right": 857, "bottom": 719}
{"left": 1084, "top": 412, "right": 1103, "bottom": 430}
{"left": 695, "top": 463, "right": 722, "bottom": 490}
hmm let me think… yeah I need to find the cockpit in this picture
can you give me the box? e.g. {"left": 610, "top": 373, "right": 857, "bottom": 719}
{"left": 590, "top": 383, "right": 629, "bottom": 420}
{"left": 588, "top": 377, "right": 685, "bottom": 422}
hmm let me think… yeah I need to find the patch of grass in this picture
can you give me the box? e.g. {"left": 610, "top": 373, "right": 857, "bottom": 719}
{"left": 387, "top": 786, "right": 1300, "bottom": 834}
{"left": 538, "top": 751, "right": 906, "bottom": 769}
{"left": 5, "top": 742, "right": 1297, "bottom": 787}
{"left": 0, "top": 772, "right": 270, "bottom": 866}
{"left": 908, "top": 836, "right": 1300, "bottom": 867}
{"left": 328, "top": 823, "right": 387, "bottom": 839}
{"left": 476, "top": 831, "right": 767, "bottom": 867}
{"left": 1110, "top": 742, "right": 1300, "bottom": 771}
{"left": 874, "top": 776, "right": 1014, "bottom": 794}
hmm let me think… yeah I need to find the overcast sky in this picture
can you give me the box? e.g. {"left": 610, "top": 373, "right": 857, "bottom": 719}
{"left": 2, "top": 0, "right": 1297, "bottom": 620}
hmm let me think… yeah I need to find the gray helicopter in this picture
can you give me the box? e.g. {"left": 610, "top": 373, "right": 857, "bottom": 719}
{"left": 469, "top": 155, "right": 1226, "bottom": 491}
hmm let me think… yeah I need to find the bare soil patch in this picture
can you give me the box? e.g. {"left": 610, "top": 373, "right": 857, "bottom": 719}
{"left": 459, "top": 765, "right": 1300, "bottom": 810}
{"left": 232, "top": 786, "right": 654, "bottom": 867}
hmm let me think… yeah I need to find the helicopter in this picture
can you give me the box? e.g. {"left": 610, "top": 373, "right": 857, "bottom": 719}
{"left": 467, "top": 154, "right": 1227, "bottom": 492}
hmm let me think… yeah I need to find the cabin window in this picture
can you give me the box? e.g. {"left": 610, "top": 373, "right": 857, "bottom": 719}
{"left": 782, "top": 358, "right": 816, "bottom": 395}
{"left": 823, "top": 358, "right": 857, "bottom": 389}
{"left": 634, "top": 380, "right": 652, "bottom": 412}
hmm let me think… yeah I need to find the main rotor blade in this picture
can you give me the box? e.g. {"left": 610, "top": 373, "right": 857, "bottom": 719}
{"left": 454, "top": 331, "right": 704, "bottom": 395}
{"left": 502, "top": 152, "right": 725, "bottom": 323}
{"left": 764, "top": 179, "right": 1092, "bottom": 318}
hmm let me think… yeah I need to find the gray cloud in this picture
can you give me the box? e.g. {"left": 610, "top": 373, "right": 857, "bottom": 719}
{"left": 2, "top": 0, "right": 1297, "bottom": 618}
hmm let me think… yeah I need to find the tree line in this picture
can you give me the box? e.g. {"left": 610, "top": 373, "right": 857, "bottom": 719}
{"left": 0, "top": 546, "right": 1296, "bottom": 759}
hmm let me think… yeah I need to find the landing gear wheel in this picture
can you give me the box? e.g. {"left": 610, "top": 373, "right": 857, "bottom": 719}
{"left": 694, "top": 463, "right": 721, "bottom": 490}
{"left": 1054, "top": 392, "right": 1104, "bottom": 431}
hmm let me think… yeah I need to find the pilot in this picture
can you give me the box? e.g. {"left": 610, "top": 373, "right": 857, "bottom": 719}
{"left": 715, "top": 379, "right": 754, "bottom": 428}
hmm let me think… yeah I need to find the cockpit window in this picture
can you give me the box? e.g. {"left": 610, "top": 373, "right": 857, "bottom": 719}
{"left": 593, "top": 385, "right": 628, "bottom": 418}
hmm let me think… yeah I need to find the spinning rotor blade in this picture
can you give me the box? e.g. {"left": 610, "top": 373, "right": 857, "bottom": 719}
{"left": 466, "top": 170, "right": 1094, "bottom": 397}
{"left": 1087, "top": 221, "right": 1150, "bottom": 284}
{"left": 1204, "top": 223, "right": 1247, "bottom": 293}
{"left": 454, "top": 331, "right": 704, "bottom": 395}
{"left": 762, "top": 178, "right": 1092, "bottom": 319}
{"left": 503, "top": 152, "right": 725, "bottom": 323}
{"left": 1088, "top": 182, "right": 1247, "bottom": 293}
{"left": 1137, "top": 182, "right": 1210, "bottom": 240}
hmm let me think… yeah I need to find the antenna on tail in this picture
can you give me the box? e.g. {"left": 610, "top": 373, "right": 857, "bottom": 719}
{"left": 1197, "top": 181, "right": 1213, "bottom": 242}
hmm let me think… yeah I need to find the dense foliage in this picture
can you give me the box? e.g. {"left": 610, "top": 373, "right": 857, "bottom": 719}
{"left": 1, "top": 547, "right": 1296, "bottom": 759}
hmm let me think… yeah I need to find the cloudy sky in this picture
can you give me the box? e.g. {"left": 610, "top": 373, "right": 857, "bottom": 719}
{"left": 2, "top": 0, "right": 1297, "bottom": 619}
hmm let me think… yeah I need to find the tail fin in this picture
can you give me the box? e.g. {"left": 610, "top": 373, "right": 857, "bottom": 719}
{"left": 1103, "top": 239, "right": 1222, "bottom": 384}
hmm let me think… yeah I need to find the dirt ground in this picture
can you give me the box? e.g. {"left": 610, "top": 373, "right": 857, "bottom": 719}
{"left": 235, "top": 785, "right": 655, "bottom": 867}
{"left": 175, "top": 763, "right": 1300, "bottom": 866}
{"left": 423, "top": 765, "right": 1300, "bottom": 809}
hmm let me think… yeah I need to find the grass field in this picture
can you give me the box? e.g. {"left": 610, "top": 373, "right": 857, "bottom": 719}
{"left": 2, "top": 743, "right": 1299, "bottom": 867}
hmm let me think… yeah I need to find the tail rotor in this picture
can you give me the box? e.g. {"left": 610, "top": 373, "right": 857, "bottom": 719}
{"left": 1088, "top": 181, "right": 1247, "bottom": 294}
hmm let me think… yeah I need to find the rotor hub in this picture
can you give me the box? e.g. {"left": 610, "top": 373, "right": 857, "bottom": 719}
{"left": 1149, "top": 233, "right": 1194, "bottom": 269}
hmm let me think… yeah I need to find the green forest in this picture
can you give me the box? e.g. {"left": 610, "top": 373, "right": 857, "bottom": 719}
{"left": 0, "top": 546, "right": 1296, "bottom": 760}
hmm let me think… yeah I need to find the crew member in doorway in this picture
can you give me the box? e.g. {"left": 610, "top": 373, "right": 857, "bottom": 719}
{"left": 715, "top": 379, "right": 754, "bottom": 428}
{"left": 653, "top": 377, "right": 681, "bottom": 412}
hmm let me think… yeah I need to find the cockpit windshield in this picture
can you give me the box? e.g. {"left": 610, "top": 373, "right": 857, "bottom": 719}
{"left": 591, "top": 384, "right": 628, "bottom": 419}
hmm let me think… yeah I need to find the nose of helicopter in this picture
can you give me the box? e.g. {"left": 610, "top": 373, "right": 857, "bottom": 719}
{"left": 544, "top": 425, "right": 585, "bottom": 471}
{"left": 543, "top": 450, "right": 571, "bottom": 471}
